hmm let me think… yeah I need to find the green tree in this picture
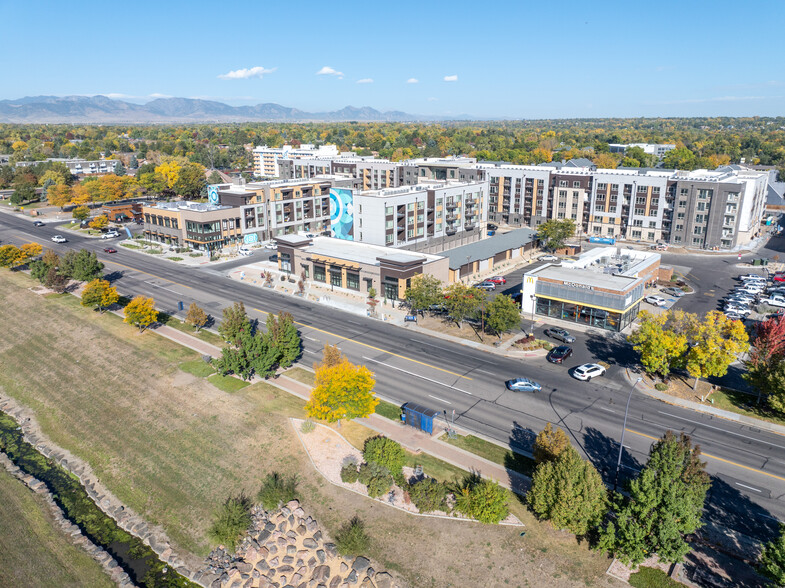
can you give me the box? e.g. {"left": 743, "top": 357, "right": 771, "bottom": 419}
{"left": 173, "top": 162, "right": 207, "bottom": 200}
{"left": 60, "top": 249, "right": 104, "bottom": 282}
{"left": 404, "top": 274, "right": 443, "bottom": 314}
{"left": 627, "top": 311, "right": 689, "bottom": 379}
{"left": 44, "top": 265, "right": 69, "bottom": 293}
{"left": 124, "top": 295, "right": 158, "bottom": 332}
{"left": 80, "top": 279, "right": 119, "bottom": 313}
{"left": 485, "top": 294, "right": 520, "bottom": 336}
{"left": 305, "top": 359, "right": 378, "bottom": 424}
{"left": 266, "top": 311, "right": 301, "bottom": 368}
{"left": 452, "top": 473, "right": 508, "bottom": 524}
{"left": 11, "top": 182, "right": 36, "bottom": 205}
{"left": 334, "top": 516, "right": 370, "bottom": 557}
{"left": 536, "top": 219, "right": 576, "bottom": 251}
{"left": 207, "top": 493, "right": 252, "bottom": 551}
{"left": 443, "top": 282, "right": 484, "bottom": 327}
{"left": 218, "top": 302, "right": 251, "bottom": 346}
{"left": 30, "top": 250, "right": 59, "bottom": 283}
{"left": 363, "top": 436, "right": 405, "bottom": 475}
{"left": 759, "top": 523, "right": 785, "bottom": 586}
{"left": 533, "top": 422, "right": 571, "bottom": 464}
{"left": 663, "top": 147, "right": 697, "bottom": 170}
{"left": 72, "top": 205, "right": 90, "bottom": 221}
{"left": 599, "top": 431, "right": 711, "bottom": 565}
{"left": 528, "top": 446, "right": 608, "bottom": 536}
{"left": 115, "top": 163, "right": 126, "bottom": 176}
{"left": 185, "top": 302, "right": 209, "bottom": 331}
{"left": 129, "top": 155, "right": 138, "bottom": 169}
{"left": 208, "top": 170, "right": 223, "bottom": 184}
{"left": 407, "top": 478, "right": 448, "bottom": 513}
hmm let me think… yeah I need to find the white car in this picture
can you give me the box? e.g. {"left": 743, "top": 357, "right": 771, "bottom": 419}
{"left": 737, "top": 285, "right": 764, "bottom": 295}
{"left": 572, "top": 363, "right": 606, "bottom": 381}
{"left": 101, "top": 231, "right": 119, "bottom": 239}
{"left": 264, "top": 242, "right": 278, "bottom": 250}
{"left": 645, "top": 295, "right": 667, "bottom": 307}
{"left": 51, "top": 235, "right": 67, "bottom": 243}
{"left": 724, "top": 304, "right": 751, "bottom": 316}
{"left": 238, "top": 247, "right": 252, "bottom": 257}
{"left": 538, "top": 254, "right": 559, "bottom": 262}
{"left": 740, "top": 274, "right": 766, "bottom": 282}
{"left": 761, "top": 297, "right": 785, "bottom": 308}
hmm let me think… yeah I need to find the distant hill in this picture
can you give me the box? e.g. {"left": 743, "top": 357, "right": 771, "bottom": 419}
{"left": 0, "top": 95, "right": 462, "bottom": 123}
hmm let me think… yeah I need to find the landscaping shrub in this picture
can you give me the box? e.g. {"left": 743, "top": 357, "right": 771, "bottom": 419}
{"left": 168, "top": 256, "right": 183, "bottom": 262}
{"left": 452, "top": 473, "right": 508, "bottom": 524}
{"left": 335, "top": 516, "right": 370, "bottom": 557}
{"left": 300, "top": 420, "right": 315, "bottom": 434}
{"left": 628, "top": 566, "right": 682, "bottom": 588}
{"left": 208, "top": 493, "right": 252, "bottom": 552}
{"left": 357, "top": 462, "right": 388, "bottom": 486}
{"left": 655, "top": 382, "right": 668, "bottom": 392}
{"left": 362, "top": 435, "right": 405, "bottom": 475}
{"left": 407, "top": 478, "right": 448, "bottom": 513}
{"left": 257, "top": 472, "right": 298, "bottom": 511}
{"left": 340, "top": 463, "right": 359, "bottom": 484}
{"left": 366, "top": 473, "right": 393, "bottom": 498}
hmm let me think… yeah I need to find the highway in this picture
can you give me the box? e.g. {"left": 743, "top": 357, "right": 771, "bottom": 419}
{"left": 1, "top": 212, "right": 783, "bottom": 544}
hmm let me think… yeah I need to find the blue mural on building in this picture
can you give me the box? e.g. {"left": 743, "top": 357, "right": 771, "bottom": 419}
{"left": 207, "top": 185, "right": 220, "bottom": 205}
{"left": 329, "top": 188, "right": 354, "bottom": 240}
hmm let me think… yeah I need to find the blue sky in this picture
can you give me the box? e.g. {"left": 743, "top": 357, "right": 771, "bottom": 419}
{"left": 3, "top": 0, "right": 785, "bottom": 118}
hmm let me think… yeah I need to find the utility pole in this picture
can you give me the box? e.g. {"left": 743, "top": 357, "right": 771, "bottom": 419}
{"left": 614, "top": 377, "right": 643, "bottom": 491}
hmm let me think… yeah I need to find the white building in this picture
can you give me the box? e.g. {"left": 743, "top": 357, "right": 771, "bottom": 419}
{"left": 252, "top": 144, "right": 346, "bottom": 177}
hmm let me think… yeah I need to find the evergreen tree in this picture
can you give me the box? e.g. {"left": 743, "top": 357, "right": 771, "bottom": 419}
{"left": 218, "top": 301, "right": 250, "bottom": 346}
{"left": 527, "top": 446, "right": 607, "bottom": 536}
{"left": 60, "top": 249, "right": 104, "bottom": 282}
{"left": 266, "top": 311, "right": 301, "bottom": 368}
{"left": 759, "top": 524, "right": 785, "bottom": 586}
{"left": 44, "top": 265, "right": 68, "bottom": 293}
{"left": 599, "top": 431, "right": 711, "bottom": 565}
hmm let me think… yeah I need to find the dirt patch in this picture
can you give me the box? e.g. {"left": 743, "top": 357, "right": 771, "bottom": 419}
{"left": 415, "top": 314, "right": 521, "bottom": 345}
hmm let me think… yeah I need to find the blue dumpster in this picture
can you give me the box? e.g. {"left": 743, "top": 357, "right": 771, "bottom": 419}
{"left": 401, "top": 402, "right": 440, "bottom": 435}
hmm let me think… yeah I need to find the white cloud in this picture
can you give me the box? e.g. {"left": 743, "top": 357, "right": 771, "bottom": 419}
{"left": 103, "top": 93, "right": 172, "bottom": 101}
{"left": 443, "top": 75, "right": 458, "bottom": 82}
{"left": 317, "top": 66, "right": 344, "bottom": 79}
{"left": 427, "top": 97, "right": 438, "bottom": 102}
{"left": 218, "top": 66, "right": 276, "bottom": 80}
{"left": 356, "top": 78, "right": 373, "bottom": 84}
{"left": 406, "top": 78, "right": 419, "bottom": 84}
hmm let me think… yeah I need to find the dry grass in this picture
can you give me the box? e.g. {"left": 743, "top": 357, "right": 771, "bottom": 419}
{"left": 0, "top": 468, "right": 113, "bottom": 588}
{"left": 415, "top": 314, "right": 522, "bottom": 345}
{"left": 0, "top": 271, "right": 618, "bottom": 587}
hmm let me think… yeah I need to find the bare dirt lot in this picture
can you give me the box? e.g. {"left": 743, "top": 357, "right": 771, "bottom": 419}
{"left": 0, "top": 270, "right": 620, "bottom": 587}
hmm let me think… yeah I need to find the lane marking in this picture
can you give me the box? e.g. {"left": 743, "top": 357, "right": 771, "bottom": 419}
{"left": 474, "top": 369, "right": 497, "bottom": 377}
{"left": 735, "top": 482, "right": 762, "bottom": 492}
{"left": 292, "top": 322, "right": 472, "bottom": 380}
{"left": 304, "top": 336, "right": 319, "bottom": 342}
{"left": 303, "top": 349, "right": 318, "bottom": 355}
{"left": 625, "top": 428, "right": 785, "bottom": 482}
{"left": 428, "top": 394, "right": 451, "bottom": 405}
{"left": 144, "top": 280, "right": 185, "bottom": 296}
{"left": 105, "top": 259, "right": 192, "bottom": 289}
{"left": 416, "top": 340, "right": 453, "bottom": 352}
{"left": 657, "top": 411, "right": 785, "bottom": 450}
{"left": 598, "top": 406, "right": 617, "bottom": 413}
{"left": 362, "top": 356, "right": 473, "bottom": 395}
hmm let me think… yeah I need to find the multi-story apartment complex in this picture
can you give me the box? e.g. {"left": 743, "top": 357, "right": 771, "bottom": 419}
{"left": 351, "top": 180, "right": 489, "bottom": 248}
{"left": 608, "top": 143, "right": 676, "bottom": 158}
{"left": 142, "top": 201, "right": 243, "bottom": 251}
{"left": 279, "top": 156, "right": 420, "bottom": 191}
{"left": 252, "top": 144, "right": 345, "bottom": 177}
{"left": 16, "top": 158, "right": 120, "bottom": 175}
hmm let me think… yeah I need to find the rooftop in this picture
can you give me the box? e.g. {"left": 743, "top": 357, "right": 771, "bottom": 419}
{"left": 151, "top": 201, "right": 230, "bottom": 212}
{"left": 290, "top": 236, "right": 442, "bottom": 267}
{"left": 443, "top": 227, "right": 537, "bottom": 270}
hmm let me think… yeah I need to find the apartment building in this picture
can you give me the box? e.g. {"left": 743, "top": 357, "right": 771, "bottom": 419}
{"left": 608, "top": 143, "right": 676, "bottom": 158}
{"left": 351, "top": 180, "right": 489, "bottom": 248}
{"left": 142, "top": 201, "right": 243, "bottom": 251}
{"left": 279, "top": 156, "right": 420, "bottom": 191}
{"left": 538, "top": 159, "right": 595, "bottom": 233}
{"left": 479, "top": 164, "right": 550, "bottom": 227}
{"left": 15, "top": 158, "right": 120, "bottom": 175}
{"left": 252, "top": 144, "right": 344, "bottom": 177}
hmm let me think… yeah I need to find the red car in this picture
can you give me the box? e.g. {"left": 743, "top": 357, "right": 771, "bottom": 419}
{"left": 773, "top": 274, "right": 785, "bottom": 283}
{"left": 104, "top": 247, "right": 117, "bottom": 253}
{"left": 487, "top": 276, "right": 507, "bottom": 285}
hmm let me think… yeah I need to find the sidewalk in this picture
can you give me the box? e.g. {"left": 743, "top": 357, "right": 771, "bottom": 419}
{"left": 623, "top": 367, "right": 785, "bottom": 436}
{"left": 148, "top": 323, "right": 532, "bottom": 494}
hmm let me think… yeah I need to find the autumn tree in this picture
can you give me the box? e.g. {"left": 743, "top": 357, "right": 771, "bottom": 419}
{"left": 72, "top": 205, "right": 90, "bottom": 221}
{"left": 30, "top": 249, "right": 59, "bottom": 282}
{"left": 599, "top": 431, "right": 711, "bottom": 565}
{"left": 0, "top": 245, "right": 21, "bottom": 268}
{"left": 536, "top": 219, "right": 576, "bottom": 251}
{"left": 47, "top": 184, "right": 72, "bottom": 209}
{"left": 319, "top": 343, "right": 344, "bottom": 369}
{"left": 684, "top": 311, "right": 749, "bottom": 388}
{"left": 745, "top": 315, "right": 785, "bottom": 413}
{"left": 759, "top": 524, "right": 785, "bottom": 586}
{"left": 528, "top": 446, "right": 608, "bottom": 536}
{"left": 15, "top": 242, "right": 42, "bottom": 267}
{"left": 124, "top": 295, "right": 158, "bottom": 332}
{"left": 404, "top": 274, "right": 443, "bottom": 314}
{"left": 485, "top": 294, "right": 520, "bottom": 336}
{"left": 443, "top": 282, "right": 484, "bottom": 327}
{"left": 533, "top": 423, "right": 571, "bottom": 464}
{"left": 44, "top": 265, "right": 69, "bottom": 293}
{"left": 305, "top": 359, "right": 378, "bottom": 424}
{"left": 89, "top": 214, "right": 109, "bottom": 230}
{"left": 80, "top": 279, "right": 119, "bottom": 312}
{"left": 627, "top": 310, "right": 689, "bottom": 379}
{"left": 185, "top": 302, "right": 209, "bottom": 331}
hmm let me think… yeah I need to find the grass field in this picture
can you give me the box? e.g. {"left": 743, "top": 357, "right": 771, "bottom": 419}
{"left": 0, "top": 468, "right": 113, "bottom": 588}
{"left": 284, "top": 366, "right": 316, "bottom": 386}
{"left": 207, "top": 373, "right": 251, "bottom": 393}
{"left": 0, "top": 270, "right": 616, "bottom": 587}
{"left": 445, "top": 434, "right": 537, "bottom": 478}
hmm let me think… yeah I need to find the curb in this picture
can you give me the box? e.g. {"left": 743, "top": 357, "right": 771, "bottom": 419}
{"left": 623, "top": 368, "right": 785, "bottom": 436}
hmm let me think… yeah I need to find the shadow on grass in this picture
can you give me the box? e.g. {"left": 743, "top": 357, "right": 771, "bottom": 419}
{"left": 581, "top": 426, "right": 643, "bottom": 489}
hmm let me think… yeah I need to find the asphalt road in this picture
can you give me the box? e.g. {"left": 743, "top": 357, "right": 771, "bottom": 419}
{"left": 1, "top": 213, "right": 783, "bottom": 543}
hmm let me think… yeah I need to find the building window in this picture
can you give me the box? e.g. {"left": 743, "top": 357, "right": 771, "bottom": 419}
{"left": 694, "top": 226, "right": 703, "bottom": 235}
{"left": 696, "top": 202, "right": 706, "bottom": 211}
{"left": 313, "top": 265, "right": 326, "bottom": 282}
{"left": 677, "top": 212, "right": 685, "bottom": 219}
{"left": 680, "top": 188, "right": 689, "bottom": 196}
{"left": 346, "top": 272, "right": 360, "bottom": 291}
{"left": 648, "top": 232, "right": 655, "bottom": 240}
{"left": 330, "top": 269, "right": 342, "bottom": 288}
{"left": 280, "top": 252, "right": 292, "bottom": 273}
{"left": 595, "top": 205, "right": 605, "bottom": 212}
{"left": 649, "top": 221, "right": 657, "bottom": 228}
{"left": 633, "top": 219, "right": 643, "bottom": 227}
{"left": 632, "top": 230, "right": 641, "bottom": 238}
{"left": 559, "top": 180, "right": 567, "bottom": 187}
{"left": 607, "top": 227, "right": 615, "bottom": 235}
{"left": 692, "top": 237, "right": 703, "bottom": 245}
{"left": 573, "top": 181, "right": 580, "bottom": 188}
{"left": 674, "top": 236, "right": 682, "bottom": 243}
{"left": 635, "top": 208, "right": 645, "bottom": 215}
{"left": 695, "top": 214, "right": 704, "bottom": 223}
{"left": 636, "top": 196, "right": 646, "bottom": 204}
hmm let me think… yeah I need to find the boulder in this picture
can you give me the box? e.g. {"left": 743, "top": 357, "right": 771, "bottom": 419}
{"left": 360, "top": 578, "right": 376, "bottom": 588}
{"left": 328, "top": 576, "right": 342, "bottom": 588}
{"left": 269, "top": 557, "right": 279, "bottom": 568}
{"left": 312, "top": 531, "right": 322, "bottom": 542}
{"left": 340, "top": 562, "right": 348, "bottom": 574}
{"left": 324, "top": 543, "right": 338, "bottom": 559}
{"left": 277, "top": 565, "right": 294, "bottom": 574}
{"left": 316, "top": 549, "right": 326, "bottom": 564}
{"left": 351, "top": 558, "right": 370, "bottom": 573}
{"left": 296, "top": 524, "right": 307, "bottom": 536}
{"left": 311, "top": 565, "right": 330, "bottom": 582}
{"left": 373, "top": 572, "right": 394, "bottom": 588}
{"left": 283, "top": 556, "right": 294, "bottom": 565}
{"left": 346, "top": 570, "right": 358, "bottom": 584}
{"left": 256, "top": 560, "right": 270, "bottom": 572}
{"left": 236, "top": 561, "right": 253, "bottom": 574}
{"left": 287, "top": 545, "right": 297, "bottom": 555}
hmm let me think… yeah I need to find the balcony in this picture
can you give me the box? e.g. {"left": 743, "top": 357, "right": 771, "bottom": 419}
{"left": 445, "top": 228, "right": 457, "bottom": 236}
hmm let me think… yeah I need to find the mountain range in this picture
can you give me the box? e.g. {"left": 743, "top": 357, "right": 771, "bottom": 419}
{"left": 0, "top": 95, "right": 463, "bottom": 124}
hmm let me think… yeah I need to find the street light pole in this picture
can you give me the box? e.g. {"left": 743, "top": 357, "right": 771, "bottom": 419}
{"left": 614, "top": 376, "right": 643, "bottom": 492}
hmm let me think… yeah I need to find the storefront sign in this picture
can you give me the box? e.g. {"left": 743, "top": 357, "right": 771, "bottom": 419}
{"left": 563, "top": 281, "right": 595, "bottom": 290}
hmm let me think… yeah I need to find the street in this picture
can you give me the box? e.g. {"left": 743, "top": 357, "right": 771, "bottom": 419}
{"left": 1, "top": 212, "right": 783, "bottom": 545}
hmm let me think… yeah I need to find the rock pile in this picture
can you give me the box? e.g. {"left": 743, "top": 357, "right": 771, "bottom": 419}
{"left": 195, "top": 500, "right": 398, "bottom": 588}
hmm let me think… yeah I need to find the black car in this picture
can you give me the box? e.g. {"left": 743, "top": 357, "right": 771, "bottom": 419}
{"left": 33, "top": 220, "right": 45, "bottom": 227}
{"left": 487, "top": 223, "right": 498, "bottom": 231}
{"left": 546, "top": 345, "right": 573, "bottom": 364}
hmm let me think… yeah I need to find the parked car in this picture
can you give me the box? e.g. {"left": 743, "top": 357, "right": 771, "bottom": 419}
{"left": 474, "top": 281, "right": 496, "bottom": 291}
{"left": 773, "top": 274, "right": 785, "bottom": 283}
{"left": 538, "top": 254, "right": 559, "bottom": 262}
{"left": 428, "top": 303, "right": 447, "bottom": 314}
{"left": 767, "top": 287, "right": 785, "bottom": 297}
{"left": 487, "top": 223, "right": 498, "bottom": 231}
{"left": 264, "top": 242, "right": 278, "bottom": 250}
{"left": 761, "top": 296, "right": 785, "bottom": 308}
{"left": 487, "top": 276, "right": 507, "bottom": 285}
{"left": 543, "top": 327, "right": 576, "bottom": 343}
{"left": 644, "top": 295, "right": 667, "bottom": 307}
{"left": 101, "top": 231, "right": 120, "bottom": 239}
{"left": 103, "top": 247, "right": 117, "bottom": 253}
{"left": 726, "top": 294, "right": 756, "bottom": 305}
{"left": 238, "top": 247, "right": 252, "bottom": 256}
{"left": 572, "top": 363, "right": 606, "bottom": 381}
{"left": 546, "top": 345, "right": 573, "bottom": 364}
{"left": 724, "top": 305, "right": 751, "bottom": 316}
{"left": 724, "top": 311, "right": 744, "bottom": 321}
{"left": 51, "top": 235, "right": 67, "bottom": 243}
{"left": 661, "top": 287, "right": 685, "bottom": 297}
{"left": 33, "top": 220, "right": 45, "bottom": 227}
{"left": 505, "top": 377, "right": 542, "bottom": 393}
{"left": 740, "top": 274, "right": 767, "bottom": 281}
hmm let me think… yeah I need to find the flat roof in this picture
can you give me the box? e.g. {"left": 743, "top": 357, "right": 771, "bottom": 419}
{"left": 531, "top": 264, "right": 639, "bottom": 291}
{"left": 443, "top": 228, "right": 537, "bottom": 270}
{"left": 304, "top": 237, "right": 441, "bottom": 267}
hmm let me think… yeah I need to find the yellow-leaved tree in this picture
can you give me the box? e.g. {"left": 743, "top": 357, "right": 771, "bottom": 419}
{"left": 89, "top": 215, "right": 109, "bottom": 230}
{"left": 155, "top": 157, "right": 184, "bottom": 190}
{"left": 305, "top": 359, "right": 378, "bottom": 424}
{"left": 81, "top": 279, "right": 119, "bottom": 313}
{"left": 684, "top": 310, "right": 749, "bottom": 388}
{"left": 123, "top": 295, "right": 158, "bottom": 332}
